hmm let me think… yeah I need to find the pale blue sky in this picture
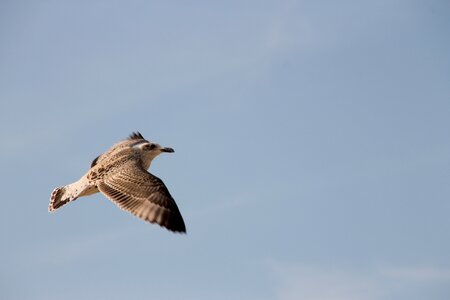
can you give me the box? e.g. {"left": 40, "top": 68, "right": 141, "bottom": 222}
{"left": 1, "top": 1, "right": 449, "bottom": 299}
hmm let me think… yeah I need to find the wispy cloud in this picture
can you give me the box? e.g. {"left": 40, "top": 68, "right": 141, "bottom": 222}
{"left": 267, "top": 260, "right": 450, "bottom": 300}
{"left": 20, "top": 226, "right": 133, "bottom": 267}
{"left": 381, "top": 266, "right": 450, "bottom": 282}
{"left": 268, "top": 262, "right": 380, "bottom": 300}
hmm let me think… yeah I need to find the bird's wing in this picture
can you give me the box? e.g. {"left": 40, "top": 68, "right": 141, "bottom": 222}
{"left": 97, "top": 161, "right": 186, "bottom": 233}
{"left": 91, "top": 132, "right": 147, "bottom": 168}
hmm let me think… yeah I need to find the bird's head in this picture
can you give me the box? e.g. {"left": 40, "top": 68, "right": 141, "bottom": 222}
{"left": 133, "top": 141, "right": 174, "bottom": 169}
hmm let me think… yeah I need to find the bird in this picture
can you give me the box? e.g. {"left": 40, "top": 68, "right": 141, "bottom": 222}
{"left": 49, "top": 132, "right": 186, "bottom": 233}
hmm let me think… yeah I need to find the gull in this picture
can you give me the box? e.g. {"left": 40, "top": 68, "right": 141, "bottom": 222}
{"left": 49, "top": 132, "right": 186, "bottom": 233}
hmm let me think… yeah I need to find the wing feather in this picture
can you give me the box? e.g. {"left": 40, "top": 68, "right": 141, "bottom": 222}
{"left": 97, "top": 162, "right": 186, "bottom": 233}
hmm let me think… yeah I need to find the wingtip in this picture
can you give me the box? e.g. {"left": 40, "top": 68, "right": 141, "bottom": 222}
{"left": 171, "top": 223, "right": 187, "bottom": 234}
{"left": 172, "top": 224, "right": 187, "bottom": 234}
{"left": 128, "top": 131, "right": 145, "bottom": 140}
{"left": 166, "top": 226, "right": 187, "bottom": 234}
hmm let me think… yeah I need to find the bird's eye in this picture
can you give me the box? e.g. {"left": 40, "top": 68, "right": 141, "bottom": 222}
{"left": 142, "top": 143, "right": 157, "bottom": 151}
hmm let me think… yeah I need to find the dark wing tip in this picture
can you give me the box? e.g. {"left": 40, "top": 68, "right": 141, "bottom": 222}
{"left": 166, "top": 215, "right": 186, "bottom": 233}
{"left": 128, "top": 132, "right": 145, "bottom": 140}
{"left": 90, "top": 155, "right": 100, "bottom": 168}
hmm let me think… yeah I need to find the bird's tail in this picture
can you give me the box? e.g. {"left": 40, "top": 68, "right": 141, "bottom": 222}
{"left": 49, "top": 185, "right": 78, "bottom": 212}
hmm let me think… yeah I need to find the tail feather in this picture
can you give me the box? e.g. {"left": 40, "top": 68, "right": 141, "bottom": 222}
{"left": 49, "top": 177, "right": 95, "bottom": 212}
{"left": 49, "top": 186, "right": 75, "bottom": 212}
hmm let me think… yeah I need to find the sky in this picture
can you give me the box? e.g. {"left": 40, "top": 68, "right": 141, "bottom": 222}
{"left": 1, "top": 0, "right": 449, "bottom": 299}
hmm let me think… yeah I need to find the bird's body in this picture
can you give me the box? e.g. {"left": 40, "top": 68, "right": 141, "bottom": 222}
{"left": 49, "top": 132, "right": 186, "bottom": 233}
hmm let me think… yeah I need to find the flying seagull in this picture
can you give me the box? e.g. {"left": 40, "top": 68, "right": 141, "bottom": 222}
{"left": 49, "top": 132, "right": 186, "bottom": 233}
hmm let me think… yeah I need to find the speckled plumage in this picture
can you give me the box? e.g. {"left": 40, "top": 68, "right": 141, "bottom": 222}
{"left": 49, "top": 132, "right": 186, "bottom": 233}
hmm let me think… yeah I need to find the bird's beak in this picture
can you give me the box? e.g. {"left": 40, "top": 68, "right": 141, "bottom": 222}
{"left": 161, "top": 147, "right": 175, "bottom": 153}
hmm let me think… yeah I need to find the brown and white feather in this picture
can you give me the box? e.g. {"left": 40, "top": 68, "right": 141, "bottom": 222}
{"left": 97, "top": 160, "right": 186, "bottom": 233}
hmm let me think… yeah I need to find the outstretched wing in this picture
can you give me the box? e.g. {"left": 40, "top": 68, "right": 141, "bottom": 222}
{"left": 97, "top": 161, "right": 186, "bottom": 233}
{"left": 91, "top": 132, "right": 147, "bottom": 168}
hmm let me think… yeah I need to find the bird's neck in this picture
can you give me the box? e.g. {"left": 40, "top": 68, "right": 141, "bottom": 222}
{"left": 142, "top": 158, "right": 153, "bottom": 170}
